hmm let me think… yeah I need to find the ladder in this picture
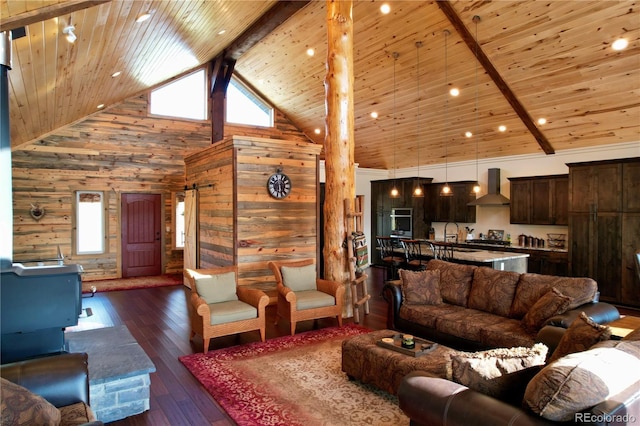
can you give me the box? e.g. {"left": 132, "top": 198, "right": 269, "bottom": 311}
{"left": 345, "top": 196, "right": 370, "bottom": 323}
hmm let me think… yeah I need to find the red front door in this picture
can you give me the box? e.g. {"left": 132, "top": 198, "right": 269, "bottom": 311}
{"left": 121, "top": 193, "right": 162, "bottom": 278}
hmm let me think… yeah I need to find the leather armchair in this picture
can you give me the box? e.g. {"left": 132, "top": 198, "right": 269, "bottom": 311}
{"left": 1, "top": 352, "right": 103, "bottom": 426}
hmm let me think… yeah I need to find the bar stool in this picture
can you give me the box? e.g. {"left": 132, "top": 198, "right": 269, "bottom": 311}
{"left": 376, "top": 236, "right": 403, "bottom": 280}
{"left": 400, "top": 239, "right": 427, "bottom": 271}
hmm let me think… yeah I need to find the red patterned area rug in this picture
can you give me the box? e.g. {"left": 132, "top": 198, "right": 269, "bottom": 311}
{"left": 179, "top": 324, "right": 408, "bottom": 426}
{"left": 82, "top": 273, "right": 182, "bottom": 293}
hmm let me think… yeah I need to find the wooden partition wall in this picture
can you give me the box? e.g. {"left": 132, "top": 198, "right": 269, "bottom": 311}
{"left": 184, "top": 136, "right": 323, "bottom": 294}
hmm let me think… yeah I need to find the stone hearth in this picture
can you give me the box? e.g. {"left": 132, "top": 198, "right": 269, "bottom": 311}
{"left": 66, "top": 325, "right": 155, "bottom": 423}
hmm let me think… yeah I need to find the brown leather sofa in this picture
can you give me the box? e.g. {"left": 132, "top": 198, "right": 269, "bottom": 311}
{"left": 383, "top": 259, "right": 620, "bottom": 352}
{"left": 1, "top": 352, "right": 103, "bottom": 426}
{"left": 398, "top": 327, "right": 640, "bottom": 425}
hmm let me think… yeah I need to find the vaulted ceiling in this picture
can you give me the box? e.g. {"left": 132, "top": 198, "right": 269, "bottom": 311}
{"left": 3, "top": 0, "right": 639, "bottom": 170}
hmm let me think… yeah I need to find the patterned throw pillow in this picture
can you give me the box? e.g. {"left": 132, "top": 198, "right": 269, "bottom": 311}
{"left": 547, "top": 312, "right": 611, "bottom": 363}
{"left": 0, "top": 377, "right": 61, "bottom": 426}
{"left": 399, "top": 269, "right": 442, "bottom": 306}
{"left": 426, "top": 259, "right": 476, "bottom": 307}
{"left": 467, "top": 267, "right": 521, "bottom": 317}
{"left": 524, "top": 342, "right": 640, "bottom": 421}
{"left": 521, "top": 288, "right": 572, "bottom": 334}
{"left": 449, "top": 343, "right": 548, "bottom": 404}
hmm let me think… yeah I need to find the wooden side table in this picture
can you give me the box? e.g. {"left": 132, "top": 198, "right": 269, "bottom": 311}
{"left": 608, "top": 315, "right": 640, "bottom": 339}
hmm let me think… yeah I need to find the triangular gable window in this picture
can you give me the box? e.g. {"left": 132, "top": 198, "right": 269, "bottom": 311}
{"left": 226, "top": 77, "right": 274, "bottom": 127}
{"left": 150, "top": 69, "right": 207, "bottom": 120}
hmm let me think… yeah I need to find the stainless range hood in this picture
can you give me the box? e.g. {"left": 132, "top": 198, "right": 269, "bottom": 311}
{"left": 468, "top": 168, "right": 510, "bottom": 206}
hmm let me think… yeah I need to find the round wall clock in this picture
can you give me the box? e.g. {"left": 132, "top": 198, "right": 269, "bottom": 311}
{"left": 267, "top": 172, "right": 292, "bottom": 199}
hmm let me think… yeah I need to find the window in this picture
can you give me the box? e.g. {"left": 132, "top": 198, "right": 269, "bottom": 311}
{"left": 226, "top": 77, "right": 274, "bottom": 127}
{"left": 173, "top": 192, "right": 185, "bottom": 249}
{"left": 76, "top": 191, "right": 106, "bottom": 254}
{"left": 149, "top": 68, "right": 207, "bottom": 120}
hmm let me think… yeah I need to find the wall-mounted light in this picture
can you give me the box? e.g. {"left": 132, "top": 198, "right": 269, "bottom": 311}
{"left": 62, "top": 25, "right": 76, "bottom": 43}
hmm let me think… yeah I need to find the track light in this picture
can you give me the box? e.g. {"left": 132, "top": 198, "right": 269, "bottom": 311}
{"left": 63, "top": 25, "right": 76, "bottom": 43}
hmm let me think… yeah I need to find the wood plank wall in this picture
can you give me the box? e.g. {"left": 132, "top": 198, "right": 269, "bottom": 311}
{"left": 11, "top": 93, "right": 312, "bottom": 281}
{"left": 185, "top": 136, "right": 322, "bottom": 291}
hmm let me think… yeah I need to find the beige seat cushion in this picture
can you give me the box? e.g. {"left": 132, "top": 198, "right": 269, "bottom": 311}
{"left": 295, "top": 290, "right": 335, "bottom": 310}
{"left": 194, "top": 271, "right": 238, "bottom": 304}
{"left": 281, "top": 264, "right": 317, "bottom": 292}
{"left": 209, "top": 300, "right": 257, "bottom": 325}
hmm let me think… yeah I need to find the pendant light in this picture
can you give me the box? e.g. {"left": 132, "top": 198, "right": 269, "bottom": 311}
{"left": 390, "top": 52, "right": 401, "bottom": 198}
{"left": 441, "top": 30, "right": 453, "bottom": 197}
{"left": 413, "top": 41, "right": 424, "bottom": 197}
{"left": 472, "top": 16, "right": 481, "bottom": 194}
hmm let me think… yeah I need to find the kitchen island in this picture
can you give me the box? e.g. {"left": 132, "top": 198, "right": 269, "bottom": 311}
{"left": 408, "top": 240, "right": 530, "bottom": 273}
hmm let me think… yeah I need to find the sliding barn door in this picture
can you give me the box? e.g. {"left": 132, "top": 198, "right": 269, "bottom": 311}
{"left": 121, "top": 193, "right": 162, "bottom": 278}
{"left": 183, "top": 189, "right": 198, "bottom": 286}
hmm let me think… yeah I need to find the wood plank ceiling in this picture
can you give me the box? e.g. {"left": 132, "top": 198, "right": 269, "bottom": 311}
{"left": 3, "top": 0, "right": 639, "bottom": 170}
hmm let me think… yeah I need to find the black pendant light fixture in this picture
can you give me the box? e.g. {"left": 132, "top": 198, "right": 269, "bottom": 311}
{"left": 472, "top": 15, "right": 481, "bottom": 195}
{"left": 390, "top": 52, "right": 401, "bottom": 199}
{"left": 413, "top": 41, "right": 424, "bottom": 198}
{"left": 441, "top": 29, "right": 453, "bottom": 197}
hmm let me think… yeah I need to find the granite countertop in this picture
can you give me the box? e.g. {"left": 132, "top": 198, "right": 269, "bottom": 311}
{"left": 409, "top": 240, "right": 529, "bottom": 263}
{"left": 420, "top": 239, "right": 568, "bottom": 254}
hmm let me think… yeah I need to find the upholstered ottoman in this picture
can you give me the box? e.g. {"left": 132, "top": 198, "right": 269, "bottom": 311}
{"left": 342, "top": 329, "right": 456, "bottom": 395}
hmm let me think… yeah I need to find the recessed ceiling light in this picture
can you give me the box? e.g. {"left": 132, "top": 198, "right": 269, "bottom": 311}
{"left": 498, "top": 125, "right": 507, "bottom": 132}
{"left": 314, "top": 128, "right": 321, "bottom": 135}
{"left": 136, "top": 12, "right": 151, "bottom": 23}
{"left": 111, "top": 71, "right": 121, "bottom": 78}
{"left": 612, "top": 38, "right": 628, "bottom": 51}
{"left": 218, "top": 29, "right": 226, "bottom": 35}
{"left": 449, "top": 87, "right": 460, "bottom": 97}
{"left": 465, "top": 131, "right": 472, "bottom": 138}
{"left": 97, "top": 104, "right": 105, "bottom": 109}
{"left": 380, "top": 3, "right": 390, "bottom": 14}
{"left": 370, "top": 111, "right": 378, "bottom": 119}
{"left": 306, "top": 48, "right": 315, "bottom": 56}
{"left": 538, "top": 118, "right": 547, "bottom": 125}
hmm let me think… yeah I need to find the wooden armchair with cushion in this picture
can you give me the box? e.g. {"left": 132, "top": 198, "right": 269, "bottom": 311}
{"left": 267, "top": 258, "right": 345, "bottom": 335}
{"left": 184, "top": 266, "right": 269, "bottom": 353}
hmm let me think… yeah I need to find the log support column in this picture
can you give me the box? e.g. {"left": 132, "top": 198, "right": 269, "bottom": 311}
{"left": 324, "top": 0, "right": 355, "bottom": 317}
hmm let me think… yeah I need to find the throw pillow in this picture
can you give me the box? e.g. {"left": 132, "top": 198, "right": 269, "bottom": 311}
{"left": 548, "top": 312, "right": 611, "bottom": 363}
{"left": 524, "top": 343, "right": 640, "bottom": 421}
{"left": 0, "top": 377, "right": 61, "bottom": 426}
{"left": 399, "top": 269, "right": 442, "bottom": 306}
{"left": 194, "top": 271, "right": 238, "bottom": 304}
{"left": 467, "top": 267, "right": 521, "bottom": 317}
{"left": 281, "top": 264, "right": 316, "bottom": 292}
{"left": 521, "top": 288, "right": 572, "bottom": 334}
{"left": 449, "top": 343, "right": 548, "bottom": 404}
{"left": 427, "top": 259, "right": 476, "bottom": 307}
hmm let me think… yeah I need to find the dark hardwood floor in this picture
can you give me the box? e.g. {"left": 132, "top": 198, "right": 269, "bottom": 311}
{"left": 78, "top": 266, "right": 391, "bottom": 426}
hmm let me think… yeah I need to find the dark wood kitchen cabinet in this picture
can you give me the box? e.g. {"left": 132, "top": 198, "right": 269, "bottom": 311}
{"left": 508, "top": 175, "right": 568, "bottom": 225}
{"left": 424, "top": 181, "right": 477, "bottom": 223}
{"left": 371, "top": 177, "right": 432, "bottom": 263}
{"left": 568, "top": 157, "right": 640, "bottom": 307}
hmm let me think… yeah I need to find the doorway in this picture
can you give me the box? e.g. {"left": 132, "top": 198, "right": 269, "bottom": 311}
{"left": 121, "top": 193, "right": 162, "bottom": 278}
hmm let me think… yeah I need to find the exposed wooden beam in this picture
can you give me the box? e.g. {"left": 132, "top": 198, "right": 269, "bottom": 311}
{"left": 0, "top": 0, "right": 111, "bottom": 33}
{"left": 209, "top": 55, "right": 236, "bottom": 143}
{"left": 225, "top": 0, "right": 311, "bottom": 60}
{"left": 437, "top": 0, "right": 555, "bottom": 155}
